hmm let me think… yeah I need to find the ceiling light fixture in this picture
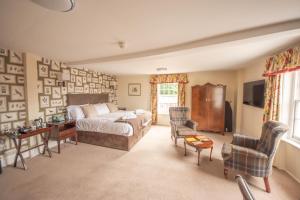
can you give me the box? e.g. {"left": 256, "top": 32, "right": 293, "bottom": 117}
{"left": 31, "top": 0, "right": 75, "bottom": 12}
{"left": 156, "top": 67, "right": 167, "bottom": 71}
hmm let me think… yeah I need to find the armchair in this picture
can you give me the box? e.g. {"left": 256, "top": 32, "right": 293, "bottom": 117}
{"left": 221, "top": 120, "right": 288, "bottom": 193}
{"left": 169, "top": 107, "right": 198, "bottom": 145}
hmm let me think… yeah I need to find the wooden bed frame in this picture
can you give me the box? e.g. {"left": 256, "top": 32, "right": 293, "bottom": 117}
{"left": 67, "top": 94, "right": 151, "bottom": 151}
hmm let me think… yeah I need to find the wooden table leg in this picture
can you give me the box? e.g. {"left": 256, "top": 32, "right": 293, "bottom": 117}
{"left": 41, "top": 132, "right": 52, "bottom": 158}
{"left": 75, "top": 132, "right": 78, "bottom": 145}
{"left": 209, "top": 147, "right": 213, "bottom": 161}
{"left": 197, "top": 149, "right": 200, "bottom": 165}
{"left": 12, "top": 138, "right": 27, "bottom": 170}
{"left": 184, "top": 141, "right": 187, "bottom": 156}
{"left": 57, "top": 140, "right": 60, "bottom": 154}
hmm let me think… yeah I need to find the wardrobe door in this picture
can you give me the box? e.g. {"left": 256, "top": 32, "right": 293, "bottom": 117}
{"left": 208, "top": 85, "right": 225, "bottom": 132}
{"left": 197, "top": 85, "right": 208, "bottom": 131}
{"left": 191, "top": 86, "right": 200, "bottom": 126}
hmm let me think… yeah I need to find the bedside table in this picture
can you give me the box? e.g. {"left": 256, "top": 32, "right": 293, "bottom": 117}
{"left": 48, "top": 120, "right": 78, "bottom": 153}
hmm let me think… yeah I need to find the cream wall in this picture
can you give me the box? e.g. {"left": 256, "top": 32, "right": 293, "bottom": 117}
{"left": 117, "top": 75, "right": 151, "bottom": 111}
{"left": 236, "top": 57, "right": 300, "bottom": 183}
{"left": 186, "top": 70, "right": 238, "bottom": 129}
{"left": 25, "top": 53, "right": 43, "bottom": 122}
{"left": 235, "top": 58, "right": 266, "bottom": 136}
{"left": 117, "top": 70, "right": 238, "bottom": 127}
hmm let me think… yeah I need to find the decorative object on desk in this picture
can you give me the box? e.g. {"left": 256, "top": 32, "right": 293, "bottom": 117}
{"left": 34, "top": 117, "right": 43, "bottom": 128}
{"left": 52, "top": 114, "right": 65, "bottom": 123}
{"left": 128, "top": 83, "right": 141, "bottom": 96}
{"left": 18, "top": 127, "right": 32, "bottom": 134}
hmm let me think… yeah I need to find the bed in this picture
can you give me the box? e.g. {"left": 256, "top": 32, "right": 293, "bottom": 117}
{"left": 67, "top": 93, "right": 152, "bottom": 151}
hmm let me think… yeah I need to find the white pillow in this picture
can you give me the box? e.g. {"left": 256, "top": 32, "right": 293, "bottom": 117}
{"left": 94, "top": 103, "right": 110, "bottom": 115}
{"left": 67, "top": 105, "right": 85, "bottom": 120}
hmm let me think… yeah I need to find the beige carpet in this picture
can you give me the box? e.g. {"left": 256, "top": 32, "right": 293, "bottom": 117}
{"left": 0, "top": 126, "right": 299, "bottom": 200}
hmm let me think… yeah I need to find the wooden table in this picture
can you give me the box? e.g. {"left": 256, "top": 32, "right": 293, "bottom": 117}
{"left": 3, "top": 127, "right": 52, "bottom": 170}
{"left": 47, "top": 120, "right": 77, "bottom": 154}
{"left": 184, "top": 135, "right": 213, "bottom": 165}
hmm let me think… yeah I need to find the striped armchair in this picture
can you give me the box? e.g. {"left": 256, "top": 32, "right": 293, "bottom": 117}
{"left": 169, "top": 107, "right": 198, "bottom": 145}
{"left": 221, "top": 121, "right": 288, "bottom": 193}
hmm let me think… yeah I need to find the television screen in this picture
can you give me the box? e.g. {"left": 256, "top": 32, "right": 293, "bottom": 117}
{"left": 243, "top": 80, "right": 265, "bottom": 108}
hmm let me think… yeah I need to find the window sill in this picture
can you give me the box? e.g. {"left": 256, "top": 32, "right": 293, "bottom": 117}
{"left": 281, "top": 136, "right": 300, "bottom": 150}
{"left": 157, "top": 114, "right": 170, "bottom": 116}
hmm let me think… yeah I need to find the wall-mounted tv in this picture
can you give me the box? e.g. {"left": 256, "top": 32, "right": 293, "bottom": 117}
{"left": 243, "top": 80, "right": 265, "bottom": 108}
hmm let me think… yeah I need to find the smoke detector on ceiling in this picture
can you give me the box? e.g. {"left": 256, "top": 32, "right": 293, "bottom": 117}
{"left": 118, "top": 41, "right": 126, "bottom": 49}
{"left": 32, "top": 0, "right": 75, "bottom": 12}
{"left": 156, "top": 67, "right": 167, "bottom": 72}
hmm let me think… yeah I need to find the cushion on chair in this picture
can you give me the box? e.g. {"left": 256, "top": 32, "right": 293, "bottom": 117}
{"left": 256, "top": 121, "right": 288, "bottom": 156}
{"left": 221, "top": 143, "right": 232, "bottom": 160}
{"left": 176, "top": 125, "right": 195, "bottom": 136}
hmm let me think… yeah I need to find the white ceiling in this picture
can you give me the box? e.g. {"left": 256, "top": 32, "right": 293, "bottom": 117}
{"left": 1, "top": 0, "right": 300, "bottom": 74}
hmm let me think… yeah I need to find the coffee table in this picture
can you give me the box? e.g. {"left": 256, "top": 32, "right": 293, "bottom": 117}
{"left": 184, "top": 135, "right": 213, "bottom": 165}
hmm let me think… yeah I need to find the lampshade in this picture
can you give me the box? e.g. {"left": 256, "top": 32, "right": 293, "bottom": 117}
{"left": 31, "top": 0, "right": 75, "bottom": 12}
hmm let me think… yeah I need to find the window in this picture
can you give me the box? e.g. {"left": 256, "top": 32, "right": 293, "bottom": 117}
{"left": 157, "top": 83, "right": 178, "bottom": 114}
{"left": 281, "top": 70, "right": 300, "bottom": 142}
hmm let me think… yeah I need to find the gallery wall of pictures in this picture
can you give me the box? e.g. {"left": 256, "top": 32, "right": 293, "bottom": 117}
{"left": 0, "top": 49, "right": 26, "bottom": 132}
{"left": 37, "top": 58, "right": 118, "bottom": 122}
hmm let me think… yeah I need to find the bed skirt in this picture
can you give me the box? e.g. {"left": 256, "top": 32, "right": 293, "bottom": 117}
{"left": 75, "top": 120, "right": 151, "bottom": 151}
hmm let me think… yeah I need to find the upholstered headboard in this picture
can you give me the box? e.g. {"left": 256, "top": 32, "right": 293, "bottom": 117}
{"left": 67, "top": 93, "right": 109, "bottom": 105}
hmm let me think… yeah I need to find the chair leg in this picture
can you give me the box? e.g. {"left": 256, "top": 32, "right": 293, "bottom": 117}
{"left": 175, "top": 137, "right": 177, "bottom": 146}
{"left": 224, "top": 168, "right": 228, "bottom": 179}
{"left": 263, "top": 177, "right": 271, "bottom": 193}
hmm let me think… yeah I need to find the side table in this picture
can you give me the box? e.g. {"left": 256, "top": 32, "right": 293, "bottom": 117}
{"left": 48, "top": 120, "right": 78, "bottom": 153}
{"left": 184, "top": 135, "right": 214, "bottom": 165}
{"left": 3, "top": 127, "right": 52, "bottom": 170}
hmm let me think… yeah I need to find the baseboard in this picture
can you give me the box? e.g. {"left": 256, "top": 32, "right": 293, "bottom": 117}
{"left": 286, "top": 169, "right": 300, "bottom": 184}
{"left": 274, "top": 166, "right": 300, "bottom": 184}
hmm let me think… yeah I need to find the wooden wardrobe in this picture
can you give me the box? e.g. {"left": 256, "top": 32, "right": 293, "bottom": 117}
{"left": 191, "top": 83, "right": 226, "bottom": 134}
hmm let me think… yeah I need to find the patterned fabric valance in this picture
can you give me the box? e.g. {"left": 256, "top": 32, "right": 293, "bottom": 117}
{"left": 149, "top": 73, "right": 188, "bottom": 84}
{"left": 264, "top": 46, "right": 300, "bottom": 77}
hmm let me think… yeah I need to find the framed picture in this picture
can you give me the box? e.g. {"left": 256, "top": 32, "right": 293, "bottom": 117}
{"left": 9, "top": 51, "right": 23, "bottom": 64}
{"left": 128, "top": 83, "right": 141, "bottom": 96}
{"left": 0, "top": 96, "right": 7, "bottom": 112}
{"left": 0, "top": 57, "right": 5, "bottom": 72}
{"left": 11, "top": 85, "right": 25, "bottom": 100}
{"left": 38, "top": 64, "right": 49, "bottom": 77}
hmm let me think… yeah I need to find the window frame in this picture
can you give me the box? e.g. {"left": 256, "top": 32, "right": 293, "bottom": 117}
{"left": 157, "top": 83, "right": 178, "bottom": 115}
{"left": 281, "top": 70, "right": 300, "bottom": 143}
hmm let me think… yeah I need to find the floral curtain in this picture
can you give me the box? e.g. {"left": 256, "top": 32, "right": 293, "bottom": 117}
{"left": 149, "top": 73, "right": 188, "bottom": 84}
{"left": 151, "top": 84, "right": 158, "bottom": 123}
{"left": 150, "top": 73, "right": 188, "bottom": 124}
{"left": 264, "top": 46, "right": 300, "bottom": 76}
{"left": 263, "top": 45, "right": 300, "bottom": 122}
{"left": 263, "top": 75, "right": 281, "bottom": 122}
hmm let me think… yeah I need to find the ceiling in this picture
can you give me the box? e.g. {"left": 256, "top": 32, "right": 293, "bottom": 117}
{"left": 1, "top": 0, "right": 300, "bottom": 74}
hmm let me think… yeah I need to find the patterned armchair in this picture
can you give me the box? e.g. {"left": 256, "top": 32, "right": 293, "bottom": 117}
{"left": 169, "top": 107, "right": 198, "bottom": 145}
{"left": 221, "top": 121, "right": 288, "bottom": 193}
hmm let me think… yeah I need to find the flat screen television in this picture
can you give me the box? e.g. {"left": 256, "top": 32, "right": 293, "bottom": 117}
{"left": 243, "top": 80, "right": 265, "bottom": 108}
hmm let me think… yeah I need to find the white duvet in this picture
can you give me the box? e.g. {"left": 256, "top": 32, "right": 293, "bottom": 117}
{"left": 76, "top": 110, "right": 152, "bottom": 136}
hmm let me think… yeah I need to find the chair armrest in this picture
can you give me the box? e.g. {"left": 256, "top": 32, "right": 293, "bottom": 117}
{"left": 185, "top": 120, "right": 198, "bottom": 130}
{"left": 170, "top": 120, "right": 176, "bottom": 127}
{"left": 232, "top": 134, "right": 259, "bottom": 150}
{"left": 231, "top": 144, "right": 268, "bottom": 160}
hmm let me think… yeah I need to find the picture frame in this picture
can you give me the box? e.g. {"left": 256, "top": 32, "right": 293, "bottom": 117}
{"left": 128, "top": 83, "right": 141, "bottom": 96}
